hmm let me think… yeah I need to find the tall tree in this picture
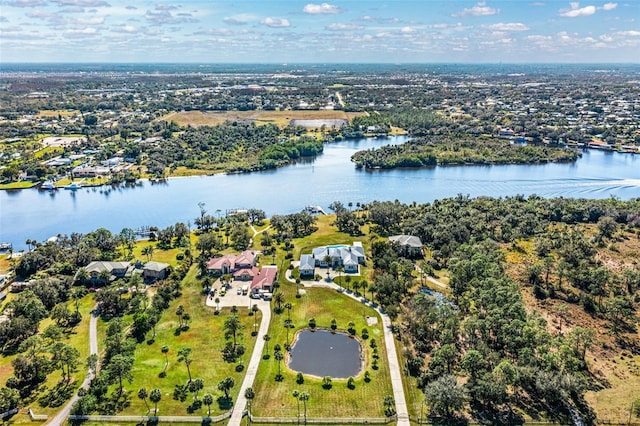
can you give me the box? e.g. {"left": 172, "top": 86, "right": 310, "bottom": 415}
{"left": 149, "top": 388, "right": 161, "bottom": 415}
{"left": 177, "top": 347, "right": 193, "bottom": 383}
{"left": 217, "top": 376, "right": 235, "bottom": 400}
{"left": 138, "top": 388, "right": 150, "bottom": 414}
{"left": 224, "top": 314, "right": 244, "bottom": 349}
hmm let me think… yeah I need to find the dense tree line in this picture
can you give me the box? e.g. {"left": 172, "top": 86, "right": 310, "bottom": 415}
{"left": 351, "top": 136, "right": 580, "bottom": 169}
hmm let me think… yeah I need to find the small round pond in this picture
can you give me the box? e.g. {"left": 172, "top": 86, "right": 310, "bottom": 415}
{"left": 288, "top": 329, "right": 362, "bottom": 378}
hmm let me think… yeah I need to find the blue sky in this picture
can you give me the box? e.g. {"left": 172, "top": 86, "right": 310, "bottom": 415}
{"left": 1, "top": 1, "right": 638, "bottom": 63}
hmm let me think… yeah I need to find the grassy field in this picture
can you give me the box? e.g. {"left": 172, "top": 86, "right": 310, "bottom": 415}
{"left": 36, "top": 110, "right": 81, "bottom": 118}
{"left": 117, "top": 266, "right": 260, "bottom": 418}
{"left": 250, "top": 286, "right": 393, "bottom": 418}
{"left": 159, "top": 110, "right": 366, "bottom": 129}
{"left": 0, "top": 181, "right": 37, "bottom": 190}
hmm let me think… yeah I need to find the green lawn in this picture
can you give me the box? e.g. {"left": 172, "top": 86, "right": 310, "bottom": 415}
{"left": 116, "top": 266, "right": 260, "bottom": 417}
{"left": 0, "top": 181, "right": 37, "bottom": 190}
{"left": 251, "top": 283, "right": 393, "bottom": 418}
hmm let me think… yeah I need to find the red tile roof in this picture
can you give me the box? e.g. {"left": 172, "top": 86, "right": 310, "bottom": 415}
{"left": 251, "top": 265, "right": 277, "bottom": 290}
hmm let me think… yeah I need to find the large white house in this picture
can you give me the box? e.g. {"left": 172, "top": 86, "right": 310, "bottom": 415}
{"left": 305, "top": 242, "right": 365, "bottom": 274}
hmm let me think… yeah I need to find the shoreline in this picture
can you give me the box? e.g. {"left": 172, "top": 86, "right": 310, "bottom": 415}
{"left": 3, "top": 142, "right": 636, "bottom": 192}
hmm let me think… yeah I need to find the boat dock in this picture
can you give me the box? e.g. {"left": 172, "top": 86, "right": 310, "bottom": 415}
{"left": 304, "top": 205, "right": 327, "bottom": 215}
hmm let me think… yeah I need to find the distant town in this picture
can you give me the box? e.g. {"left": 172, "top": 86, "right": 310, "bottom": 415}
{"left": 1, "top": 64, "right": 638, "bottom": 189}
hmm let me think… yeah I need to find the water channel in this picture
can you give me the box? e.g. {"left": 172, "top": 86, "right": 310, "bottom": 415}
{"left": 1, "top": 135, "right": 640, "bottom": 249}
{"left": 287, "top": 329, "right": 363, "bottom": 379}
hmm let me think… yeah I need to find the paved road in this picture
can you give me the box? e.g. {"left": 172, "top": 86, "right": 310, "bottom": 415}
{"left": 45, "top": 306, "right": 99, "bottom": 426}
{"left": 228, "top": 299, "right": 271, "bottom": 426}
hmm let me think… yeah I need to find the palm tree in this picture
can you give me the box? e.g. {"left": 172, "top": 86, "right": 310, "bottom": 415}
{"left": 176, "top": 305, "right": 184, "bottom": 328}
{"left": 217, "top": 376, "right": 235, "bottom": 400}
{"left": 299, "top": 391, "right": 310, "bottom": 424}
{"left": 263, "top": 334, "right": 270, "bottom": 357}
{"left": 273, "top": 291, "right": 285, "bottom": 313}
{"left": 142, "top": 245, "right": 155, "bottom": 261}
{"left": 284, "top": 302, "right": 292, "bottom": 320}
{"left": 215, "top": 297, "right": 220, "bottom": 311}
{"left": 177, "top": 347, "right": 193, "bottom": 382}
{"left": 161, "top": 345, "right": 169, "bottom": 373}
{"left": 352, "top": 280, "right": 361, "bottom": 296}
{"left": 292, "top": 390, "right": 301, "bottom": 423}
{"left": 274, "top": 350, "right": 284, "bottom": 378}
{"left": 189, "top": 377, "right": 204, "bottom": 401}
{"left": 138, "top": 388, "right": 150, "bottom": 414}
{"left": 203, "top": 393, "right": 213, "bottom": 417}
{"left": 245, "top": 387, "right": 255, "bottom": 416}
{"left": 335, "top": 266, "right": 344, "bottom": 286}
{"left": 149, "top": 388, "right": 161, "bottom": 415}
{"left": 284, "top": 319, "right": 293, "bottom": 345}
{"left": 224, "top": 314, "right": 243, "bottom": 349}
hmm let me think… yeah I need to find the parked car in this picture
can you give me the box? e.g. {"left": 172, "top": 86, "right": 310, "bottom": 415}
{"left": 220, "top": 288, "right": 226, "bottom": 296}
{"left": 237, "top": 288, "right": 242, "bottom": 295}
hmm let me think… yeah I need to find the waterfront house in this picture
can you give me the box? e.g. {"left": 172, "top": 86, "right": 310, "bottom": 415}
{"left": 299, "top": 254, "right": 315, "bottom": 277}
{"left": 207, "top": 250, "right": 257, "bottom": 276}
{"left": 82, "top": 261, "right": 133, "bottom": 282}
{"left": 307, "top": 243, "right": 365, "bottom": 273}
{"left": 142, "top": 261, "right": 171, "bottom": 282}
{"left": 388, "top": 235, "right": 423, "bottom": 258}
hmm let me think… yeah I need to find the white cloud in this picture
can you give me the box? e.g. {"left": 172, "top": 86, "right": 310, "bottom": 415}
{"left": 303, "top": 3, "right": 341, "bottom": 15}
{"left": 601, "top": 2, "right": 617, "bottom": 11}
{"left": 65, "top": 27, "right": 97, "bottom": 35}
{"left": 76, "top": 16, "right": 104, "bottom": 24}
{"left": 326, "top": 23, "right": 362, "bottom": 31}
{"left": 5, "top": 0, "right": 46, "bottom": 7}
{"left": 453, "top": 2, "right": 499, "bottom": 17}
{"left": 559, "top": 3, "right": 596, "bottom": 17}
{"left": 485, "top": 22, "right": 529, "bottom": 31}
{"left": 261, "top": 17, "right": 290, "bottom": 28}
{"left": 223, "top": 13, "right": 257, "bottom": 25}
{"left": 120, "top": 24, "right": 138, "bottom": 33}
{"left": 400, "top": 26, "right": 415, "bottom": 33}
{"left": 617, "top": 30, "right": 640, "bottom": 36}
{"left": 529, "top": 2, "right": 546, "bottom": 6}
{"left": 52, "top": 0, "right": 110, "bottom": 6}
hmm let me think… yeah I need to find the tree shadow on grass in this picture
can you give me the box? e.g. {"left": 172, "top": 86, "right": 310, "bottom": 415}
{"left": 38, "top": 380, "right": 77, "bottom": 408}
{"left": 217, "top": 396, "right": 233, "bottom": 411}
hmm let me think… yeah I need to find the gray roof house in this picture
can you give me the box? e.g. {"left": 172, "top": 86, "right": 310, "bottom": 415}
{"left": 299, "top": 254, "right": 315, "bottom": 277}
{"left": 308, "top": 243, "right": 365, "bottom": 273}
{"left": 143, "top": 261, "right": 171, "bottom": 282}
{"left": 81, "top": 261, "right": 134, "bottom": 282}
{"left": 389, "top": 235, "right": 423, "bottom": 257}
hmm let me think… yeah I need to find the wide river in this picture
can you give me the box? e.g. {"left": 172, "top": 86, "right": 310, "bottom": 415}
{"left": 2, "top": 136, "right": 640, "bottom": 250}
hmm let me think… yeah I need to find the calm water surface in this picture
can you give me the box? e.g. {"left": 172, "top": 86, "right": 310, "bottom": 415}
{"left": 287, "top": 329, "right": 362, "bottom": 378}
{"left": 2, "top": 136, "right": 640, "bottom": 249}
